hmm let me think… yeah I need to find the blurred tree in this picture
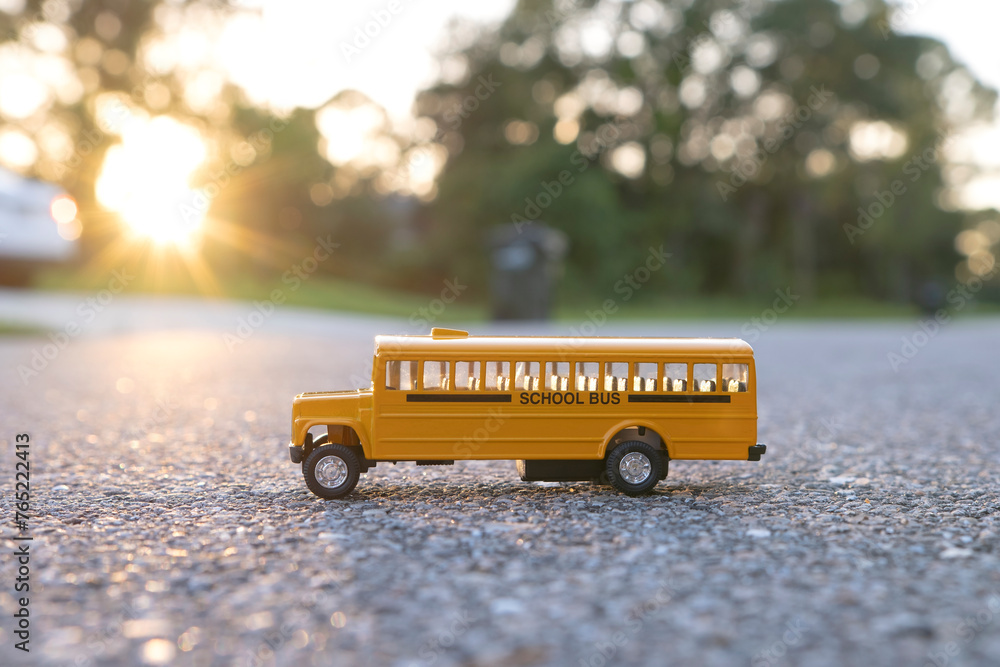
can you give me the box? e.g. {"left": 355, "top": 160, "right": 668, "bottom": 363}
{"left": 2, "top": 0, "right": 996, "bottom": 304}
{"left": 416, "top": 0, "right": 996, "bottom": 302}
{"left": 2, "top": 0, "right": 158, "bottom": 252}
{"left": 0, "top": 0, "right": 331, "bottom": 279}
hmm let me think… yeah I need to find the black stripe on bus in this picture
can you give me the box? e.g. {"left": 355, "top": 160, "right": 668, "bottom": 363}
{"left": 406, "top": 394, "right": 512, "bottom": 403}
{"left": 628, "top": 394, "right": 732, "bottom": 404}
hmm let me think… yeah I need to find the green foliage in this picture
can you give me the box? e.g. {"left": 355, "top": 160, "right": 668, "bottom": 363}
{"left": 419, "top": 0, "right": 996, "bottom": 302}
{"left": 1, "top": 0, "right": 331, "bottom": 277}
{"left": 3, "top": 0, "right": 997, "bottom": 308}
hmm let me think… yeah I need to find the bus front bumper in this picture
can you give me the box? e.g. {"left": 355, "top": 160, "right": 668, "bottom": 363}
{"left": 289, "top": 443, "right": 304, "bottom": 464}
{"left": 748, "top": 444, "right": 767, "bottom": 461}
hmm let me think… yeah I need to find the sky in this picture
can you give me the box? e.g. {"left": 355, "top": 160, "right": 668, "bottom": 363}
{"left": 242, "top": 0, "right": 1000, "bottom": 121}
{"left": 894, "top": 0, "right": 1000, "bottom": 93}
{"left": 892, "top": 0, "right": 1000, "bottom": 210}
{"left": 5, "top": 0, "right": 999, "bottom": 216}
{"left": 225, "top": 0, "right": 518, "bottom": 117}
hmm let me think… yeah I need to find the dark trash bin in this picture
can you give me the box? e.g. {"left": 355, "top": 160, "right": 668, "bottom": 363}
{"left": 487, "top": 223, "right": 567, "bottom": 320}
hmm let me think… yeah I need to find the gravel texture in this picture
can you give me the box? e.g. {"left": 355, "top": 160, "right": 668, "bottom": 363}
{"left": 1, "top": 316, "right": 999, "bottom": 667}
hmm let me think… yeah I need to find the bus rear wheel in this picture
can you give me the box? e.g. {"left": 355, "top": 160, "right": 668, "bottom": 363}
{"left": 304, "top": 444, "right": 360, "bottom": 499}
{"left": 606, "top": 441, "right": 662, "bottom": 496}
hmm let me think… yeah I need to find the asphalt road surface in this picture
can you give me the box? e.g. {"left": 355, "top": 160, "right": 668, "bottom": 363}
{"left": 1, "top": 295, "right": 998, "bottom": 667}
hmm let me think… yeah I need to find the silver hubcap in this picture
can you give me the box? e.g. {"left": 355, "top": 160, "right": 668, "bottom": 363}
{"left": 619, "top": 452, "right": 651, "bottom": 484}
{"left": 315, "top": 455, "right": 349, "bottom": 489}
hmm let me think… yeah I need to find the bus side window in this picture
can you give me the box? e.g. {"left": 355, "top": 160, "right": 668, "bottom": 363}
{"left": 485, "top": 361, "right": 510, "bottom": 391}
{"left": 385, "top": 360, "right": 418, "bottom": 390}
{"left": 722, "top": 363, "right": 749, "bottom": 392}
{"left": 634, "top": 362, "right": 658, "bottom": 392}
{"left": 694, "top": 363, "right": 717, "bottom": 392}
{"left": 422, "top": 361, "right": 449, "bottom": 390}
{"left": 385, "top": 360, "right": 400, "bottom": 389}
{"left": 455, "top": 361, "right": 481, "bottom": 391}
{"left": 515, "top": 361, "right": 540, "bottom": 391}
{"left": 545, "top": 361, "right": 570, "bottom": 391}
{"left": 663, "top": 363, "right": 687, "bottom": 392}
{"left": 575, "top": 362, "right": 599, "bottom": 391}
{"left": 605, "top": 362, "right": 628, "bottom": 392}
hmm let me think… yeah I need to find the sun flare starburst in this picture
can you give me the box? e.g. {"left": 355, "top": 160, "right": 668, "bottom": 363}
{"left": 96, "top": 116, "right": 208, "bottom": 249}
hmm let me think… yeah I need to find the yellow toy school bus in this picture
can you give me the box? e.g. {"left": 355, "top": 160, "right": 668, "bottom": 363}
{"left": 288, "top": 328, "right": 766, "bottom": 498}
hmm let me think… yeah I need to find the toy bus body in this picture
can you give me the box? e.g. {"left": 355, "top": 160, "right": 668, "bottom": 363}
{"left": 289, "top": 328, "right": 765, "bottom": 498}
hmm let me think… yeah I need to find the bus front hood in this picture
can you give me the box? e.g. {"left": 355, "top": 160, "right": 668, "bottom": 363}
{"left": 292, "top": 388, "right": 371, "bottom": 420}
{"left": 289, "top": 389, "right": 373, "bottom": 456}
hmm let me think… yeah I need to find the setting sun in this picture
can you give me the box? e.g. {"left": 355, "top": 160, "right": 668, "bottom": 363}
{"left": 95, "top": 116, "right": 208, "bottom": 248}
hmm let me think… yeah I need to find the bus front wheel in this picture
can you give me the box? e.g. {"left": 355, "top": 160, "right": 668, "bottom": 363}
{"left": 606, "top": 441, "right": 662, "bottom": 496}
{"left": 304, "top": 444, "right": 360, "bottom": 499}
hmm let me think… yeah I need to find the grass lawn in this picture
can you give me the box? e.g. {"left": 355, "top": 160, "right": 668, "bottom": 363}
{"left": 33, "top": 266, "right": 488, "bottom": 321}
{"left": 0, "top": 322, "right": 47, "bottom": 336}
{"left": 29, "top": 265, "right": 999, "bottom": 323}
{"left": 553, "top": 295, "right": 926, "bottom": 320}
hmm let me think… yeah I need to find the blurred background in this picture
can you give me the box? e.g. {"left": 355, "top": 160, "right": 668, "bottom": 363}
{"left": 4, "top": 5, "right": 1000, "bottom": 664}
{"left": 2, "top": 0, "right": 999, "bottom": 321}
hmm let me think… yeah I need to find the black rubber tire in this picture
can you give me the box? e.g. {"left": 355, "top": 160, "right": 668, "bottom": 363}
{"left": 659, "top": 455, "right": 670, "bottom": 480}
{"left": 303, "top": 434, "right": 329, "bottom": 462}
{"left": 303, "top": 444, "right": 360, "bottom": 499}
{"left": 606, "top": 441, "right": 662, "bottom": 496}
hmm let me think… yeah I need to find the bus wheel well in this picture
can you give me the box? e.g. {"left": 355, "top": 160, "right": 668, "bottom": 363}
{"left": 608, "top": 426, "right": 665, "bottom": 452}
{"left": 325, "top": 425, "right": 370, "bottom": 473}
{"left": 607, "top": 427, "right": 670, "bottom": 481}
{"left": 326, "top": 424, "right": 361, "bottom": 448}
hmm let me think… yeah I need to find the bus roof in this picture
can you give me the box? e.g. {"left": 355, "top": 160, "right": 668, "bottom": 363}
{"left": 374, "top": 332, "right": 753, "bottom": 357}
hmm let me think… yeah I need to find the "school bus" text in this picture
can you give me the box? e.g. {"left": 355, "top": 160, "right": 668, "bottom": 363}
{"left": 519, "top": 391, "right": 622, "bottom": 406}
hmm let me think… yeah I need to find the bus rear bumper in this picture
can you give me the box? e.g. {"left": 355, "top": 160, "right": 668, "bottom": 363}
{"left": 289, "top": 443, "right": 304, "bottom": 464}
{"left": 748, "top": 444, "right": 767, "bottom": 461}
